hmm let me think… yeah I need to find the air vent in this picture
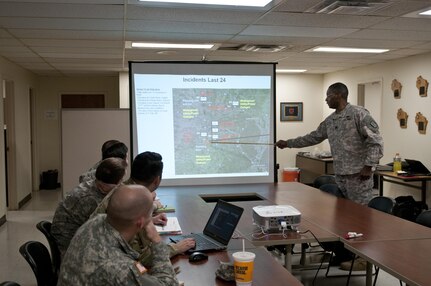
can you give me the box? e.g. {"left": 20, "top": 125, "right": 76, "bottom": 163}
{"left": 239, "top": 44, "right": 287, "bottom": 52}
{"left": 306, "top": 0, "right": 392, "bottom": 15}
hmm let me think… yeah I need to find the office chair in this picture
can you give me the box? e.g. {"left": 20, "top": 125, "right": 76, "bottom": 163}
{"left": 368, "top": 196, "right": 394, "bottom": 214}
{"left": 19, "top": 241, "right": 56, "bottom": 286}
{"left": 36, "top": 221, "right": 61, "bottom": 276}
{"left": 416, "top": 210, "right": 431, "bottom": 228}
{"left": 319, "top": 183, "right": 344, "bottom": 198}
{"left": 313, "top": 175, "right": 336, "bottom": 189}
{"left": 0, "top": 282, "right": 21, "bottom": 286}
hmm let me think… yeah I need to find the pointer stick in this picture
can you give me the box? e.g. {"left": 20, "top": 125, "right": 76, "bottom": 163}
{"left": 210, "top": 141, "right": 275, "bottom": 146}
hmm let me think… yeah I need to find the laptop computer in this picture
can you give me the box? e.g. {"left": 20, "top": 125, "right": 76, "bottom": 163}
{"left": 169, "top": 200, "right": 244, "bottom": 252}
{"left": 404, "top": 159, "right": 431, "bottom": 175}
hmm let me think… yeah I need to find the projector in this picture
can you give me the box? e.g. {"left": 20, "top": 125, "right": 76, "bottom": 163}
{"left": 252, "top": 205, "right": 301, "bottom": 232}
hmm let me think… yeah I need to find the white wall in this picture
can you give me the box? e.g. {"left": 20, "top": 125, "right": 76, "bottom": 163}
{"left": 324, "top": 52, "right": 431, "bottom": 206}
{"left": 275, "top": 74, "right": 324, "bottom": 179}
{"left": 36, "top": 76, "right": 120, "bottom": 187}
{"left": 0, "top": 56, "right": 36, "bottom": 213}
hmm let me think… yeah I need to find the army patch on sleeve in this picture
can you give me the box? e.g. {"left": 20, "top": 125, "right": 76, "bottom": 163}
{"left": 135, "top": 261, "right": 147, "bottom": 274}
{"left": 364, "top": 115, "right": 379, "bottom": 132}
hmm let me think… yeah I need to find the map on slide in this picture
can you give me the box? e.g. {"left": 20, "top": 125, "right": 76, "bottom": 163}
{"left": 173, "top": 88, "right": 271, "bottom": 175}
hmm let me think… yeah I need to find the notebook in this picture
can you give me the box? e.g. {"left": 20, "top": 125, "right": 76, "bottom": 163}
{"left": 404, "top": 159, "right": 431, "bottom": 176}
{"left": 155, "top": 217, "right": 182, "bottom": 235}
{"left": 169, "top": 200, "right": 244, "bottom": 252}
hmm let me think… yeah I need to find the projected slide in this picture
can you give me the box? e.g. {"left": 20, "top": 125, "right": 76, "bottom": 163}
{"left": 173, "top": 87, "right": 270, "bottom": 175}
{"left": 130, "top": 62, "right": 275, "bottom": 185}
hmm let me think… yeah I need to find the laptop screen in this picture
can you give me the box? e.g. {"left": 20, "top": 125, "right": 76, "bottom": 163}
{"left": 203, "top": 200, "right": 244, "bottom": 245}
{"left": 405, "top": 159, "right": 431, "bottom": 175}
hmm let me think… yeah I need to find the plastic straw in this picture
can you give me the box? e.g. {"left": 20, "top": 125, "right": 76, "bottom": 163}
{"left": 242, "top": 238, "right": 245, "bottom": 252}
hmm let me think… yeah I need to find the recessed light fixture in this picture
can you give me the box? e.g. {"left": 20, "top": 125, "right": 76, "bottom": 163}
{"left": 419, "top": 9, "right": 431, "bottom": 16}
{"left": 276, "top": 69, "right": 307, "bottom": 73}
{"left": 310, "top": 46, "right": 389, "bottom": 54}
{"left": 138, "top": 0, "right": 272, "bottom": 7}
{"left": 131, "top": 42, "right": 214, "bottom": 49}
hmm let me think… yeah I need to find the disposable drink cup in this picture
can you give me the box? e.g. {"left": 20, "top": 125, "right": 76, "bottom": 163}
{"left": 232, "top": 251, "right": 256, "bottom": 286}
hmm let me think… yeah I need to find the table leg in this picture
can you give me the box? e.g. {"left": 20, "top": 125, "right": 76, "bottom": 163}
{"left": 366, "top": 261, "right": 372, "bottom": 286}
{"left": 421, "top": 181, "right": 427, "bottom": 205}
{"left": 284, "top": 244, "right": 293, "bottom": 272}
{"left": 378, "top": 175, "right": 383, "bottom": 197}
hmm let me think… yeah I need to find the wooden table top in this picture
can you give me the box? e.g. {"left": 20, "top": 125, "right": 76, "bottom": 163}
{"left": 157, "top": 182, "right": 431, "bottom": 286}
{"left": 344, "top": 239, "right": 431, "bottom": 286}
{"left": 156, "top": 185, "right": 304, "bottom": 286}
{"left": 171, "top": 247, "right": 303, "bottom": 286}
{"left": 273, "top": 183, "right": 431, "bottom": 242}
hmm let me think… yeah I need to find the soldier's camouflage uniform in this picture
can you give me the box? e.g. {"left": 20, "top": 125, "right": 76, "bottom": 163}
{"left": 78, "top": 161, "right": 100, "bottom": 184}
{"left": 286, "top": 103, "right": 383, "bottom": 204}
{"left": 57, "top": 214, "right": 179, "bottom": 286}
{"left": 51, "top": 179, "right": 107, "bottom": 257}
{"left": 91, "top": 178, "right": 180, "bottom": 267}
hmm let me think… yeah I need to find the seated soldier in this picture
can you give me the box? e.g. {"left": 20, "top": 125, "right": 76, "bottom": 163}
{"left": 58, "top": 185, "right": 179, "bottom": 286}
{"left": 52, "top": 157, "right": 127, "bottom": 257}
{"left": 92, "top": 151, "right": 195, "bottom": 266}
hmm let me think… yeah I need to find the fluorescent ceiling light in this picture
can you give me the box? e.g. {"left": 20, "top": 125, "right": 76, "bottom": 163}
{"left": 276, "top": 69, "right": 307, "bottom": 73}
{"left": 419, "top": 9, "right": 431, "bottom": 16}
{"left": 132, "top": 42, "right": 214, "bottom": 49}
{"left": 138, "top": 0, "right": 272, "bottom": 7}
{"left": 310, "top": 46, "right": 389, "bottom": 54}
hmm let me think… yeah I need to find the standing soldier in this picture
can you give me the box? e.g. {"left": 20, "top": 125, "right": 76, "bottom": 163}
{"left": 276, "top": 82, "right": 383, "bottom": 205}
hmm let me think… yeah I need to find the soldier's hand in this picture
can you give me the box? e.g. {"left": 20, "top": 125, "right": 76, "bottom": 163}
{"left": 145, "top": 221, "right": 161, "bottom": 243}
{"left": 174, "top": 238, "right": 196, "bottom": 253}
{"left": 275, "top": 140, "right": 288, "bottom": 149}
{"left": 152, "top": 213, "right": 168, "bottom": 226}
{"left": 359, "top": 166, "right": 372, "bottom": 180}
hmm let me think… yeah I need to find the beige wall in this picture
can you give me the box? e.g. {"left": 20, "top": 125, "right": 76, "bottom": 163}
{"left": 36, "top": 76, "right": 120, "bottom": 185}
{"left": 0, "top": 56, "right": 36, "bottom": 213}
{"left": 275, "top": 74, "right": 325, "bottom": 180}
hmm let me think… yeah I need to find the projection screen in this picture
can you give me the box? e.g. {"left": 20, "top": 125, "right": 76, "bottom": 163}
{"left": 129, "top": 61, "right": 276, "bottom": 186}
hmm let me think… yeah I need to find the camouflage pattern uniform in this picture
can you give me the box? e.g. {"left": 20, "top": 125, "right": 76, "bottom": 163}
{"left": 51, "top": 179, "right": 107, "bottom": 257}
{"left": 91, "top": 179, "right": 179, "bottom": 267}
{"left": 57, "top": 215, "right": 179, "bottom": 286}
{"left": 286, "top": 104, "right": 383, "bottom": 204}
{"left": 78, "top": 161, "right": 100, "bottom": 183}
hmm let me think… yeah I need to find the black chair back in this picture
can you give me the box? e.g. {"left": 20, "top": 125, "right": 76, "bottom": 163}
{"left": 36, "top": 221, "right": 61, "bottom": 276}
{"left": 313, "top": 175, "right": 336, "bottom": 189}
{"left": 416, "top": 210, "right": 431, "bottom": 228}
{"left": 19, "top": 241, "right": 56, "bottom": 286}
{"left": 368, "top": 196, "right": 394, "bottom": 214}
{"left": 0, "top": 282, "right": 21, "bottom": 286}
{"left": 319, "top": 183, "right": 344, "bottom": 198}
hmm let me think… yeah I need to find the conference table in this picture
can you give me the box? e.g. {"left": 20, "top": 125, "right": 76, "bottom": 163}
{"left": 156, "top": 187, "right": 304, "bottom": 286}
{"left": 156, "top": 182, "right": 431, "bottom": 286}
{"left": 343, "top": 239, "right": 431, "bottom": 286}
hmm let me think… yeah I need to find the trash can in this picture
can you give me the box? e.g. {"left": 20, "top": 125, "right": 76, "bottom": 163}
{"left": 40, "top": 169, "right": 59, "bottom": 190}
{"left": 282, "top": 167, "right": 300, "bottom": 182}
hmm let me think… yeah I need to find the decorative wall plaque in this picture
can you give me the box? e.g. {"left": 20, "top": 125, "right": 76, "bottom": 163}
{"left": 397, "top": 108, "right": 408, "bottom": 129}
{"left": 416, "top": 76, "right": 429, "bottom": 97}
{"left": 391, "top": 79, "right": 402, "bottom": 99}
{"left": 415, "top": 112, "right": 428, "bottom": 134}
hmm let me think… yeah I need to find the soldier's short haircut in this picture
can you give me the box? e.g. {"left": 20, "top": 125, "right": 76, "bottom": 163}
{"left": 131, "top": 151, "right": 163, "bottom": 184}
{"left": 101, "top": 139, "right": 120, "bottom": 154}
{"left": 95, "top": 157, "right": 127, "bottom": 184}
{"left": 107, "top": 184, "right": 153, "bottom": 225}
{"left": 328, "top": 82, "right": 348, "bottom": 100}
{"left": 102, "top": 142, "right": 128, "bottom": 160}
